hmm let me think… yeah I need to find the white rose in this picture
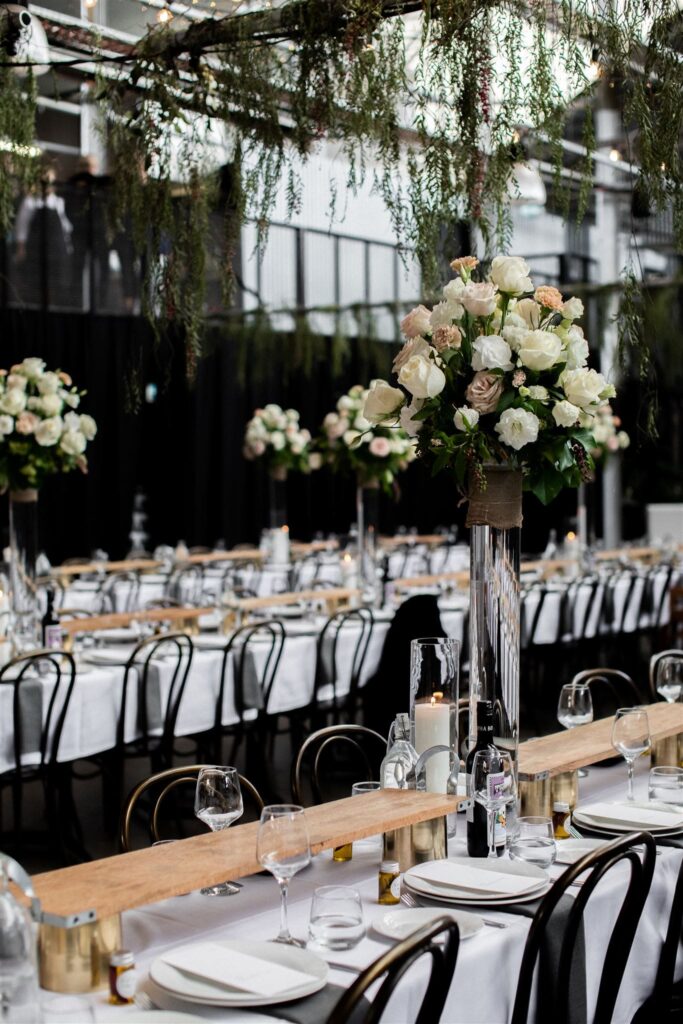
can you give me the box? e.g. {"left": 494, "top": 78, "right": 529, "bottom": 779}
{"left": 290, "top": 441, "right": 303, "bottom": 455}
{"left": 39, "top": 393, "right": 63, "bottom": 417}
{"left": 561, "top": 297, "right": 584, "bottom": 321}
{"left": 337, "top": 395, "right": 355, "bottom": 412}
{"left": 564, "top": 327, "right": 589, "bottom": 370}
{"left": 392, "top": 336, "right": 431, "bottom": 374}
{"left": 6, "top": 374, "right": 27, "bottom": 392}
{"left": 308, "top": 452, "right": 323, "bottom": 470}
{"left": 502, "top": 325, "right": 527, "bottom": 352}
{"left": 17, "top": 357, "right": 45, "bottom": 379}
{"left": 60, "top": 429, "right": 87, "bottom": 456}
{"left": 35, "top": 416, "right": 63, "bottom": 447}
{"left": 527, "top": 385, "right": 549, "bottom": 401}
{"left": 592, "top": 422, "right": 611, "bottom": 444}
{"left": 453, "top": 406, "right": 480, "bottom": 431}
{"left": 561, "top": 368, "right": 614, "bottom": 408}
{"left": 552, "top": 400, "right": 581, "bottom": 427}
{"left": 515, "top": 298, "right": 542, "bottom": 329}
{"left": 285, "top": 408, "right": 299, "bottom": 421}
{"left": 0, "top": 415, "right": 13, "bottom": 435}
{"left": 490, "top": 255, "right": 533, "bottom": 295}
{"left": 401, "top": 305, "right": 432, "bottom": 338}
{"left": 343, "top": 429, "right": 363, "bottom": 448}
{"left": 354, "top": 414, "right": 371, "bottom": 432}
{"left": 60, "top": 390, "right": 80, "bottom": 409}
{"left": 471, "top": 335, "right": 513, "bottom": 372}
{"left": 64, "top": 411, "right": 81, "bottom": 431}
{"left": 462, "top": 281, "right": 498, "bottom": 317}
{"left": 398, "top": 354, "right": 446, "bottom": 399}
{"left": 399, "top": 399, "right": 424, "bottom": 437}
{"left": 518, "top": 330, "right": 563, "bottom": 372}
{"left": 0, "top": 389, "right": 26, "bottom": 416}
{"left": 37, "top": 372, "right": 61, "bottom": 395}
{"left": 270, "top": 431, "right": 286, "bottom": 451}
{"left": 363, "top": 379, "right": 405, "bottom": 425}
{"left": 494, "top": 408, "right": 540, "bottom": 450}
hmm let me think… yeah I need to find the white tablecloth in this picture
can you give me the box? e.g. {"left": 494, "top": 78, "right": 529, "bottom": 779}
{"left": 43, "top": 760, "right": 682, "bottom": 1024}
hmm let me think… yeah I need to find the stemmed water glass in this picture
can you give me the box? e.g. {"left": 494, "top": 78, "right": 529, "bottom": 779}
{"left": 655, "top": 657, "right": 683, "bottom": 703}
{"left": 557, "top": 683, "right": 593, "bottom": 778}
{"left": 257, "top": 804, "right": 311, "bottom": 946}
{"left": 611, "top": 708, "right": 651, "bottom": 802}
{"left": 471, "top": 748, "right": 515, "bottom": 859}
{"left": 194, "top": 766, "right": 243, "bottom": 896}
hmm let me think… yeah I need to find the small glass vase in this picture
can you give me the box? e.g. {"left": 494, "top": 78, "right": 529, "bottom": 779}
{"left": 467, "top": 466, "right": 521, "bottom": 794}
{"left": 267, "top": 468, "right": 290, "bottom": 567}
{"left": 409, "top": 637, "right": 459, "bottom": 794}
{"left": 9, "top": 489, "right": 41, "bottom": 652}
{"left": 356, "top": 480, "right": 379, "bottom": 604}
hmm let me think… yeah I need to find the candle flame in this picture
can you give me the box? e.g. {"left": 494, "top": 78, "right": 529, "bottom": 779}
{"left": 282, "top": 525, "right": 289, "bottom": 534}
{"left": 566, "top": 531, "right": 576, "bottom": 541}
{"left": 433, "top": 691, "right": 443, "bottom": 701}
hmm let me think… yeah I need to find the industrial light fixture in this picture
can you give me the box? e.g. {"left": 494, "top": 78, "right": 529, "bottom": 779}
{"left": 0, "top": 2, "right": 50, "bottom": 76}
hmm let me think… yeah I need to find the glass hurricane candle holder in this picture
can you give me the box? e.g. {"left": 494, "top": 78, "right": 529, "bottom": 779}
{"left": 409, "top": 637, "right": 459, "bottom": 794}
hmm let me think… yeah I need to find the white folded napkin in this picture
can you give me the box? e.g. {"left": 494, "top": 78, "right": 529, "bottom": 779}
{"left": 162, "top": 943, "right": 318, "bottom": 997}
{"left": 554, "top": 841, "right": 607, "bottom": 866}
{"left": 83, "top": 649, "right": 134, "bottom": 665}
{"left": 410, "top": 861, "right": 540, "bottom": 896}
{"left": 577, "top": 801, "right": 683, "bottom": 829}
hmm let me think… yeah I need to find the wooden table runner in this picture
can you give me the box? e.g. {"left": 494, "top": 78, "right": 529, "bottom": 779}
{"left": 518, "top": 702, "right": 683, "bottom": 781}
{"left": 33, "top": 790, "right": 458, "bottom": 920}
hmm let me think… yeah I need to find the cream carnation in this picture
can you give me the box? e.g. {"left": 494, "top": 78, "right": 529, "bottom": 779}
{"left": 471, "top": 335, "right": 513, "bottom": 372}
{"left": 490, "top": 256, "right": 533, "bottom": 296}
{"left": 534, "top": 286, "right": 564, "bottom": 310}
{"left": 494, "top": 408, "right": 540, "bottom": 450}
{"left": 432, "top": 325, "right": 462, "bottom": 353}
{"left": 450, "top": 256, "right": 479, "bottom": 274}
{"left": 517, "top": 330, "right": 563, "bottom": 372}
{"left": 398, "top": 354, "right": 446, "bottom": 399}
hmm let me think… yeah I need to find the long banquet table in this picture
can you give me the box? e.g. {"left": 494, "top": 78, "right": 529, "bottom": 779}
{"left": 39, "top": 758, "right": 683, "bottom": 1024}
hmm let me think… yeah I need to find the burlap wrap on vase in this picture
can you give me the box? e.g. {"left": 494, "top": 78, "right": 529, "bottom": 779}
{"left": 465, "top": 465, "right": 523, "bottom": 530}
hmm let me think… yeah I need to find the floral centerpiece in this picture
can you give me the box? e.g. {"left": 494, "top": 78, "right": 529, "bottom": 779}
{"left": 363, "top": 255, "right": 615, "bottom": 511}
{"left": 243, "top": 404, "right": 317, "bottom": 479}
{"left": 321, "top": 384, "right": 416, "bottom": 492}
{"left": 590, "top": 404, "right": 630, "bottom": 464}
{"left": 362, "top": 254, "right": 619, "bottom": 796}
{"left": 0, "top": 357, "right": 97, "bottom": 492}
{"left": 0, "top": 357, "right": 97, "bottom": 650}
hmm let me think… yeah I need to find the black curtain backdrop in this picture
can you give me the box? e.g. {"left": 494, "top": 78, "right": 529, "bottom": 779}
{"left": 1, "top": 309, "right": 580, "bottom": 562}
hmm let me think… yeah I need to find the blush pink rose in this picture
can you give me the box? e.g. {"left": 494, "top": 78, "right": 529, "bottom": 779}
{"left": 369, "top": 436, "right": 391, "bottom": 458}
{"left": 400, "top": 305, "right": 432, "bottom": 338}
{"left": 465, "top": 371, "right": 504, "bottom": 414}
{"left": 15, "top": 412, "right": 39, "bottom": 435}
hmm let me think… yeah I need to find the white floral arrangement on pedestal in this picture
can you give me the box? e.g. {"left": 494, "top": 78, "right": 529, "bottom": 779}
{"left": 590, "top": 404, "right": 630, "bottom": 464}
{"left": 321, "top": 384, "right": 416, "bottom": 491}
{"left": 363, "top": 255, "right": 616, "bottom": 504}
{"left": 0, "top": 357, "right": 97, "bottom": 492}
{"left": 243, "top": 403, "right": 319, "bottom": 476}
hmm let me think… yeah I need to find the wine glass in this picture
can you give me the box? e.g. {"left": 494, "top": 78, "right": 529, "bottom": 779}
{"left": 557, "top": 683, "right": 593, "bottom": 777}
{"left": 471, "top": 748, "right": 515, "bottom": 859}
{"left": 257, "top": 804, "right": 311, "bottom": 946}
{"left": 611, "top": 708, "right": 651, "bottom": 802}
{"left": 655, "top": 657, "right": 683, "bottom": 703}
{"left": 194, "top": 766, "right": 243, "bottom": 896}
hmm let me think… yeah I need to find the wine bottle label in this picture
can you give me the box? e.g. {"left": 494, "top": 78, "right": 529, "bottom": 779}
{"left": 486, "top": 771, "right": 505, "bottom": 800}
{"left": 44, "top": 624, "right": 62, "bottom": 649}
{"left": 494, "top": 808, "right": 506, "bottom": 846}
{"left": 389, "top": 875, "right": 402, "bottom": 899}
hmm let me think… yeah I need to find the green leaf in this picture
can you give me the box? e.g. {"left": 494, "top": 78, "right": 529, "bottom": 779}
{"left": 527, "top": 467, "right": 565, "bottom": 505}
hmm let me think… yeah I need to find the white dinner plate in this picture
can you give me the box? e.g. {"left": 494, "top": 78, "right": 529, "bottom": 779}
{"left": 573, "top": 802, "right": 683, "bottom": 834}
{"left": 554, "top": 838, "right": 610, "bottom": 865}
{"left": 192, "top": 634, "right": 228, "bottom": 651}
{"left": 95, "top": 628, "right": 140, "bottom": 644}
{"left": 150, "top": 940, "right": 328, "bottom": 1007}
{"left": 82, "top": 648, "right": 136, "bottom": 666}
{"left": 404, "top": 857, "right": 547, "bottom": 904}
{"left": 571, "top": 816, "right": 683, "bottom": 839}
{"left": 403, "top": 873, "right": 551, "bottom": 907}
{"left": 373, "top": 907, "right": 484, "bottom": 942}
{"left": 121, "top": 1012, "right": 207, "bottom": 1023}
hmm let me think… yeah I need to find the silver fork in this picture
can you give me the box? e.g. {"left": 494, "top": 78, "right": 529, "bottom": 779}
{"left": 400, "top": 889, "right": 508, "bottom": 928}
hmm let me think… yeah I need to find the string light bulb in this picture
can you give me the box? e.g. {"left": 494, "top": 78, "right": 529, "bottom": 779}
{"left": 157, "top": 6, "right": 172, "bottom": 22}
{"left": 84, "top": 0, "right": 97, "bottom": 9}
{"left": 609, "top": 148, "right": 620, "bottom": 162}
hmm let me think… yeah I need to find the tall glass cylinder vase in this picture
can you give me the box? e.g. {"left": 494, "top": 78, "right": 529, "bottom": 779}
{"left": 356, "top": 480, "right": 379, "bottom": 604}
{"left": 409, "top": 638, "right": 459, "bottom": 794}
{"left": 467, "top": 466, "right": 521, "bottom": 786}
{"left": 268, "top": 468, "right": 290, "bottom": 566}
{"left": 9, "top": 489, "right": 40, "bottom": 652}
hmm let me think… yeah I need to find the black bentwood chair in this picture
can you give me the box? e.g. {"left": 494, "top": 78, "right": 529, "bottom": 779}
{"left": 119, "top": 764, "right": 264, "bottom": 852}
{"left": 291, "top": 724, "right": 387, "bottom": 806}
{"left": 633, "top": 853, "right": 683, "bottom": 1021}
{"left": 326, "top": 917, "right": 460, "bottom": 1024}
{"left": 511, "top": 831, "right": 656, "bottom": 1024}
{"left": 312, "top": 607, "right": 374, "bottom": 725}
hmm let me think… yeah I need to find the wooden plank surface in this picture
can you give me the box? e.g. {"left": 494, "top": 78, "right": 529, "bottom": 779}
{"left": 234, "top": 587, "right": 359, "bottom": 611}
{"left": 33, "top": 791, "right": 458, "bottom": 920}
{"left": 60, "top": 605, "right": 210, "bottom": 635}
{"left": 518, "top": 702, "right": 683, "bottom": 780}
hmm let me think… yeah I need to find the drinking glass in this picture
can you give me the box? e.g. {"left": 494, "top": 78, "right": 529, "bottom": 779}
{"left": 655, "top": 657, "right": 683, "bottom": 703}
{"left": 194, "top": 766, "right": 243, "bottom": 896}
{"left": 612, "top": 708, "right": 651, "bottom": 801}
{"left": 352, "top": 781, "right": 382, "bottom": 852}
{"left": 257, "top": 804, "right": 311, "bottom": 946}
{"left": 471, "top": 748, "right": 516, "bottom": 859}
{"left": 308, "top": 885, "right": 365, "bottom": 950}
{"left": 42, "top": 996, "right": 94, "bottom": 1022}
{"left": 557, "top": 684, "right": 593, "bottom": 729}
{"left": 508, "top": 815, "right": 556, "bottom": 869}
{"left": 649, "top": 766, "right": 683, "bottom": 806}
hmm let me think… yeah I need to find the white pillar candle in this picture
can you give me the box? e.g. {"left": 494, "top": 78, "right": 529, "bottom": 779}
{"left": 414, "top": 697, "right": 452, "bottom": 793}
{"left": 270, "top": 526, "right": 290, "bottom": 566}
